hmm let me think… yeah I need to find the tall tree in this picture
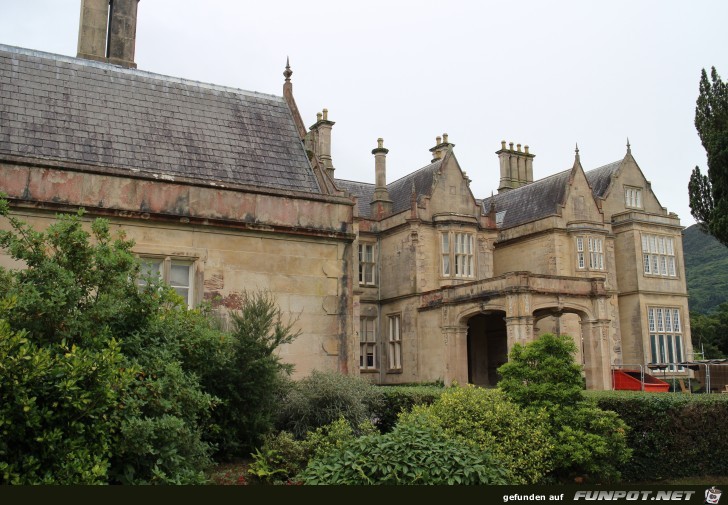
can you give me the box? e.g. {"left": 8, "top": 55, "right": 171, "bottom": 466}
{"left": 689, "top": 67, "right": 728, "bottom": 246}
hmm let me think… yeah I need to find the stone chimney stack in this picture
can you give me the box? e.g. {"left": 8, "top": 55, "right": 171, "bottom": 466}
{"left": 308, "top": 109, "right": 336, "bottom": 178}
{"left": 370, "top": 138, "right": 392, "bottom": 217}
{"left": 77, "top": 0, "right": 140, "bottom": 69}
{"left": 429, "top": 133, "right": 454, "bottom": 162}
{"left": 77, "top": 0, "right": 108, "bottom": 62}
{"left": 496, "top": 140, "right": 535, "bottom": 193}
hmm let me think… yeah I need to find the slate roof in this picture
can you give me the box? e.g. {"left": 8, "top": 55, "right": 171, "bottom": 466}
{"left": 480, "top": 160, "right": 623, "bottom": 229}
{"left": 335, "top": 160, "right": 441, "bottom": 219}
{"left": 0, "top": 44, "right": 321, "bottom": 193}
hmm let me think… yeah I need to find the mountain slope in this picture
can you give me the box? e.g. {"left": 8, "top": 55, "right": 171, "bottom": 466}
{"left": 682, "top": 224, "right": 728, "bottom": 314}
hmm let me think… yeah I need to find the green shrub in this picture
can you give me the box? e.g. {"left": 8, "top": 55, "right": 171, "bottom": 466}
{"left": 247, "top": 417, "right": 378, "bottom": 484}
{"left": 299, "top": 414, "right": 508, "bottom": 485}
{"left": 372, "top": 385, "right": 443, "bottom": 433}
{"left": 0, "top": 318, "right": 131, "bottom": 484}
{"left": 590, "top": 391, "right": 728, "bottom": 482}
{"left": 400, "top": 385, "right": 553, "bottom": 484}
{"left": 498, "top": 333, "right": 631, "bottom": 483}
{"left": 0, "top": 204, "right": 217, "bottom": 484}
{"left": 276, "top": 370, "right": 382, "bottom": 438}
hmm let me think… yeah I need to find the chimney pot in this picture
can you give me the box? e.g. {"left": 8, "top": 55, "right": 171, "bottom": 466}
{"left": 509, "top": 142, "right": 514, "bottom": 151}
{"left": 517, "top": 143, "right": 522, "bottom": 152}
{"left": 524, "top": 145, "right": 529, "bottom": 154}
{"left": 322, "top": 108, "right": 328, "bottom": 120}
{"left": 501, "top": 140, "right": 506, "bottom": 150}
{"left": 377, "top": 138, "right": 384, "bottom": 149}
{"left": 316, "top": 112, "right": 322, "bottom": 122}
{"left": 443, "top": 133, "right": 449, "bottom": 144}
{"left": 436, "top": 136, "right": 442, "bottom": 145}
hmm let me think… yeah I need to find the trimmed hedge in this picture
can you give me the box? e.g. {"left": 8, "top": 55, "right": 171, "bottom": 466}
{"left": 372, "top": 385, "right": 444, "bottom": 432}
{"left": 588, "top": 391, "right": 728, "bottom": 482}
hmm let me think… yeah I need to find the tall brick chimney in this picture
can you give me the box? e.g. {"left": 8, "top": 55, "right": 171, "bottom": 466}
{"left": 77, "top": 0, "right": 139, "bottom": 69}
{"left": 496, "top": 140, "right": 534, "bottom": 193}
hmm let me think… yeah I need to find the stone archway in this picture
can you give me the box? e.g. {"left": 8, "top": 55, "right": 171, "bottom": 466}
{"left": 466, "top": 311, "right": 508, "bottom": 386}
{"left": 532, "top": 305, "right": 611, "bottom": 390}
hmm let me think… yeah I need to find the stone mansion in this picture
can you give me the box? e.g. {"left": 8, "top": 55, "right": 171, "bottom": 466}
{"left": 0, "top": 0, "right": 691, "bottom": 389}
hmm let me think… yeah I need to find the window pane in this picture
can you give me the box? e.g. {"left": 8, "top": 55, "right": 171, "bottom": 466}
{"left": 170, "top": 263, "right": 190, "bottom": 287}
{"left": 650, "top": 334, "right": 657, "bottom": 363}
{"left": 443, "top": 255, "right": 450, "bottom": 275}
{"left": 139, "top": 259, "right": 163, "bottom": 285}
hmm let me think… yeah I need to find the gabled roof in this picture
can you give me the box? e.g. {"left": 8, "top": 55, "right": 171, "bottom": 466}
{"left": 481, "top": 160, "right": 622, "bottom": 229}
{"left": 0, "top": 44, "right": 321, "bottom": 193}
{"left": 336, "top": 160, "right": 441, "bottom": 219}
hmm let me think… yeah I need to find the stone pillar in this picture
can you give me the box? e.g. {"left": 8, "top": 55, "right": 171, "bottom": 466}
{"left": 505, "top": 315, "right": 535, "bottom": 350}
{"left": 77, "top": 0, "right": 109, "bottom": 62}
{"left": 443, "top": 324, "right": 469, "bottom": 386}
{"left": 370, "top": 138, "right": 392, "bottom": 218}
{"left": 581, "top": 319, "right": 613, "bottom": 390}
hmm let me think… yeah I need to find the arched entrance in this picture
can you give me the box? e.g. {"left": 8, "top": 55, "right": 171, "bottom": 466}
{"left": 466, "top": 311, "right": 507, "bottom": 386}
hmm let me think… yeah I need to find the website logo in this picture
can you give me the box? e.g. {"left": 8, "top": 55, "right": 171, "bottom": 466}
{"left": 706, "top": 487, "right": 722, "bottom": 505}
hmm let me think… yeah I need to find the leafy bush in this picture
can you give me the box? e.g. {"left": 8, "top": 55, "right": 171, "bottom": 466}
{"left": 372, "top": 384, "right": 443, "bottom": 433}
{"left": 590, "top": 391, "right": 728, "bottom": 482}
{"left": 0, "top": 317, "right": 131, "bottom": 484}
{"left": 498, "top": 333, "right": 631, "bottom": 483}
{"left": 400, "top": 385, "right": 553, "bottom": 484}
{"left": 276, "top": 370, "right": 382, "bottom": 438}
{"left": 298, "top": 414, "right": 508, "bottom": 485}
{"left": 247, "top": 417, "right": 378, "bottom": 484}
{"left": 0, "top": 203, "right": 216, "bottom": 483}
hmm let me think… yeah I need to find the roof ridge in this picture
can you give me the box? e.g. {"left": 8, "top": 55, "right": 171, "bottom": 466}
{"left": 0, "top": 43, "right": 284, "bottom": 102}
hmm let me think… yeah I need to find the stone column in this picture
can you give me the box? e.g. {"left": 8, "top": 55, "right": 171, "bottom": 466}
{"left": 443, "top": 324, "right": 468, "bottom": 386}
{"left": 581, "top": 319, "right": 613, "bottom": 390}
{"left": 505, "top": 315, "right": 535, "bottom": 350}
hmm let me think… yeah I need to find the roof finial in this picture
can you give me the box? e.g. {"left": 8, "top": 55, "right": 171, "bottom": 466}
{"left": 575, "top": 143, "right": 580, "bottom": 161}
{"left": 626, "top": 137, "right": 631, "bottom": 155}
{"left": 283, "top": 56, "right": 292, "bottom": 82}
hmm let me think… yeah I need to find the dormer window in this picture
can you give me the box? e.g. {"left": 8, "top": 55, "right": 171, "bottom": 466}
{"left": 625, "top": 187, "right": 643, "bottom": 209}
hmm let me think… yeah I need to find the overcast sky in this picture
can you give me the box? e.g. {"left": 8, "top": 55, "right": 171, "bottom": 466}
{"left": 3, "top": 0, "right": 728, "bottom": 227}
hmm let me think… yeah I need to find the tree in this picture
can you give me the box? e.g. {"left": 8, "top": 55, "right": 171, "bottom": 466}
{"left": 689, "top": 67, "right": 728, "bottom": 246}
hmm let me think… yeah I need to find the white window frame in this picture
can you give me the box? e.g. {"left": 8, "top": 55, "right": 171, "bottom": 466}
{"left": 441, "top": 231, "right": 475, "bottom": 279}
{"left": 358, "top": 243, "right": 376, "bottom": 286}
{"left": 648, "top": 306, "right": 684, "bottom": 372}
{"left": 641, "top": 234, "right": 677, "bottom": 278}
{"left": 359, "top": 316, "right": 378, "bottom": 371}
{"left": 387, "top": 314, "right": 402, "bottom": 371}
{"left": 575, "top": 235, "right": 604, "bottom": 271}
{"left": 138, "top": 256, "right": 195, "bottom": 308}
{"left": 625, "top": 186, "right": 643, "bottom": 209}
